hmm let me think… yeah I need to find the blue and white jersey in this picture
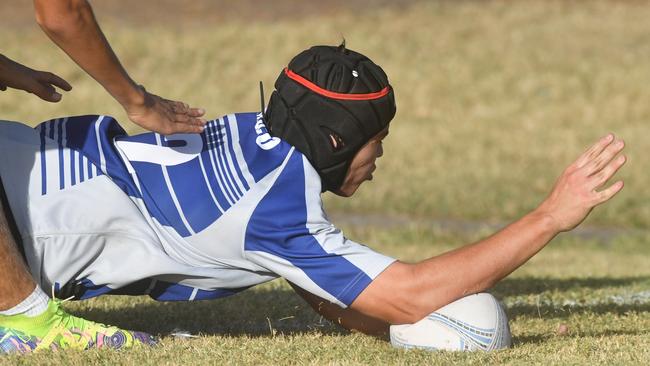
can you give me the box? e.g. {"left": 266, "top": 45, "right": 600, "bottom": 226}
{"left": 0, "top": 113, "right": 394, "bottom": 307}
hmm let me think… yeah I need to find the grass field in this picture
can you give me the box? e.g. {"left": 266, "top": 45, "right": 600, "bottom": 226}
{"left": 1, "top": 0, "right": 650, "bottom": 364}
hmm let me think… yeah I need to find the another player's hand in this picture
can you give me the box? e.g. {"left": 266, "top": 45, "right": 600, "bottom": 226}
{"left": 536, "top": 134, "right": 626, "bottom": 232}
{"left": 124, "top": 86, "right": 206, "bottom": 135}
{"left": 0, "top": 54, "right": 72, "bottom": 102}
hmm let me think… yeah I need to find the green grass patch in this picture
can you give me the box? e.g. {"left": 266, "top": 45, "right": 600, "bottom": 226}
{"left": 2, "top": 224, "right": 649, "bottom": 365}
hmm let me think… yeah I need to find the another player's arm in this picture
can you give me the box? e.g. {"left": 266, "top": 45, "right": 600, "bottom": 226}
{"left": 351, "top": 134, "right": 626, "bottom": 325}
{"left": 33, "top": 0, "right": 206, "bottom": 134}
{"left": 0, "top": 53, "right": 71, "bottom": 102}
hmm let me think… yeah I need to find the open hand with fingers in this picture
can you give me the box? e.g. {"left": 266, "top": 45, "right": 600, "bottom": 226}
{"left": 0, "top": 54, "right": 72, "bottom": 102}
{"left": 124, "top": 86, "right": 206, "bottom": 135}
{"left": 536, "top": 134, "right": 626, "bottom": 232}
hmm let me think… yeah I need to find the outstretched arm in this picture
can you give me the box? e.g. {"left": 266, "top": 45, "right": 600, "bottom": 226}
{"left": 33, "top": 0, "right": 206, "bottom": 134}
{"left": 351, "top": 134, "right": 626, "bottom": 325}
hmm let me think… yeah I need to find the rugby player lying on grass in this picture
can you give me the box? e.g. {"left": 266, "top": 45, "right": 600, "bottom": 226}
{"left": 0, "top": 45, "right": 626, "bottom": 352}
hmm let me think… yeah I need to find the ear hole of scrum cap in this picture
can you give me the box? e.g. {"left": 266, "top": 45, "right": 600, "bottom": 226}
{"left": 321, "top": 126, "right": 345, "bottom": 151}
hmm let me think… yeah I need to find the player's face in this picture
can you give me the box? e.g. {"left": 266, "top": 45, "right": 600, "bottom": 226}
{"left": 336, "top": 127, "right": 389, "bottom": 197}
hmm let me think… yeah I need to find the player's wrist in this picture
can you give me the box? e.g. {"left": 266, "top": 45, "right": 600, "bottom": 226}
{"left": 116, "top": 82, "right": 149, "bottom": 113}
{"left": 527, "top": 207, "right": 562, "bottom": 235}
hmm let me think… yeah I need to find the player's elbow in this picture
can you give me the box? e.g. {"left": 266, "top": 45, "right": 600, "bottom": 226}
{"left": 354, "top": 262, "right": 438, "bottom": 325}
{"left": 388, "top": 296, "right": 432, "bottom": 325}
{"left": 34, "top": 0, "right": 92, "bottom": 37}
{"left": 387, "top": 265, "right": 443, "bottom": 324}
{"left": 366, "top": 262, "right": 492, "bottom": 325}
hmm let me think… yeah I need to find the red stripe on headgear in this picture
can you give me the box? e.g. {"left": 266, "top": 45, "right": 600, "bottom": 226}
{"left": 285, "top": 68, "right": 390, "bottom": 101}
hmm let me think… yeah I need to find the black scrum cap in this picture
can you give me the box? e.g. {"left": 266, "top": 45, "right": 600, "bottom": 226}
{"left": 264, "top": 45, "right": 396, "bottom": 192}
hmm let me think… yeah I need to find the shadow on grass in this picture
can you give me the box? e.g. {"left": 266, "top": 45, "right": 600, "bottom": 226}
{"left": 493, "top": 276, "right": 650, "bottom": 297}
{"left": 68, "top": 285, "right": 347, "bottom": 338}
{"left": 66, "top": 276, "right": 650, "bottom": 337}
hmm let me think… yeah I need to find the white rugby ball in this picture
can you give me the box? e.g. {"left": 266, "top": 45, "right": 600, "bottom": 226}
{"left": 390, "top": 293, "right": 511, "bottom": 351}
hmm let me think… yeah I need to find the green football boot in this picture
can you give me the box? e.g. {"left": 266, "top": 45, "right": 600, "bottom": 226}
{"left": 0, "top": 299, "right": 156, "bottom": 353}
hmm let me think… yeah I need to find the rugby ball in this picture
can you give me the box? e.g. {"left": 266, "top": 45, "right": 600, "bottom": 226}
{"left": 390, "top": 293, "right": 511, "bottom": 351}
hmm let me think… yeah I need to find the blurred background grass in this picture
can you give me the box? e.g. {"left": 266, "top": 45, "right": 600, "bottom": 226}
{"left": 1, "top": 0, "right": 648, "bottom": 228}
